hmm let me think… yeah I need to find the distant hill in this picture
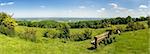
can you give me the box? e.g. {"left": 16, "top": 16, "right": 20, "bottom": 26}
{"left": 14, "top": 17, "right": 103, "bottom": 22}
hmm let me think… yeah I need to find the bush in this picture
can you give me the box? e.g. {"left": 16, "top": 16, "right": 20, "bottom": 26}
{"left": 115, "top": 26, "right": 126, "bottom": 32}
{"left": 43, "top": 29, "right": 61, "bottom": 38}
{"left": 0, "top": 25, "right": 15, "bottom": 36}
{"left": 70, "top": 32, "right": 84, "bottom": 41}
{"left": 0, "top": 12, "right": 17, "bottom": 36}
{"left": 56, "top": 23, "right": 70, "bottom": 39}
{"left": 70, "top": 28, "right": 92, "bottom": 41}
{"left": 147, "top": 16, "right": 150, "bottom": 28}
{"left": 126, "top": 22, "right": 146, "bottom": 31}
{"left": 82, "top": 28, "right": 92, "bottom": 39}
{"left": 18, "top": 28, "right": 37, "bottom": 42}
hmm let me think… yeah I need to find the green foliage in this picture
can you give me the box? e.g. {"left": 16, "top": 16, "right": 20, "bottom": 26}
{"left": 100, "top": 22, "right": 111, "bottom": 28}
{"left": 70, "top": 32, "right": 84, "bottom": 41}
{"left": 140, "top": 16, "right": 146, "bottom": 21}
{"left": 0, "top": 29, "right": 148, "bottom": 54}
{"left": 82, "top": 28, "right": 92, "bottom": 39}
{"left": 115, "top": 26, "right": 126, "bottom": 32}
{"left": 126, "top": 22, "right": 146, "bottom": 31}
{"left": 17, "top": 20, "right": 58, "bottom": 28}
{"left": 17, "top": 21, "right": 31, "bottom": 26}
{"left": 68, "top": 16, "right": 148, "bottom": 28}
{"left": 44, "top": 28, "right": 92, "bottom": 41}
{"left": 0, "top": 25, "right": 15, "bottom": 36}
{"left": 18, "top": 28, "right": 37, "bottom": 42}
{"left": 147, "top": 16, "right": 150, "bottom": 28}
{"left": 56, "top": 23, "right": 70, "bottom": 39}
{"left": 17, "top": 16, "right": 148, "bottom": 29}
{"left": 126, "top": 16, "right": 133, "bottom": 23}
{"left": 0, "top": 12, "right": 17, "bottom": 36}
{"left": 44, "top": 29, "right": 61, "bottom": 38}
{"left": 70, "top": 28, "right": 92, "bottom": 41}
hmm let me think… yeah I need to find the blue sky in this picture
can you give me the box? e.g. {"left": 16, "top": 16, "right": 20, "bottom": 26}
{"left": 0, "top": 0, "right": 149, "bottom": 18}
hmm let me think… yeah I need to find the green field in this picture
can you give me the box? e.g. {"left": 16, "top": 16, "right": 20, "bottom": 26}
{"left": 0, "top": 28, "right": 149, "bottom": 54}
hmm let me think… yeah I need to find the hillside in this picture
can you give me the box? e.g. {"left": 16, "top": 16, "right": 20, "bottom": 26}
{"left": 0, "top": 29, "right": 149, "bottom": 54}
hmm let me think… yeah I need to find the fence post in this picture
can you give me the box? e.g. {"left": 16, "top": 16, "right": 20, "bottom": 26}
{"left": 94, "top": 37, "right": 97, "bottom": 49}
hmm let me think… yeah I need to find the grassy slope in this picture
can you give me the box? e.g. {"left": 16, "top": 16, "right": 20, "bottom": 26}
{"left": 0, "top": 28, "right": 149, "bottom": 54}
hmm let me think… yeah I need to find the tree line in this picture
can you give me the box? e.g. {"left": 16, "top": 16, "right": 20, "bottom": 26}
{"left": 68, "top": 16, "right": 148, "bottom": 28}
{"left": 17, "top": 16, "right": 148, "bottom": 29}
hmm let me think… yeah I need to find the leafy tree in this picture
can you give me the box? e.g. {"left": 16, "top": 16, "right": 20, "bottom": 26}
{"left": 57, "top": 23, "right": 70, "bottom": 39}
{"left": 126, "top": 16, "right": 133, "bottom": 23}
{"left": 140, "top": 16, "right": 146, "bottom": 21}
{"left": 0, "top": 12, "right": 17, "bottom": 36}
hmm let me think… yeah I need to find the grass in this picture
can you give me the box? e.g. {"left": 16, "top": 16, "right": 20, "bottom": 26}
{"left": 0, "top": 28, "right": 149, "bottom": 54}
{"left": 15, "top": 26, "right": 110, "bottom": 39}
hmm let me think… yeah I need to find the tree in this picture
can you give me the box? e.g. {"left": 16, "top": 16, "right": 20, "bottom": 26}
{"left": 0, "top": 12, "right": 17, "bottom": 35}
{"left": 140, "top": 16, "right": 146, "bottom": 21}
{"left": 126, "top": 16, "right": 133, "bottom": 23}
{"left": 57, "top": 23, "right": 70, "bottom": 39}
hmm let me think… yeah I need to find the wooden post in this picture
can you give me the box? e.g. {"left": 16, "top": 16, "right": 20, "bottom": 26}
{"left": 94, "top": 37, "right": 97, "bottom": 49}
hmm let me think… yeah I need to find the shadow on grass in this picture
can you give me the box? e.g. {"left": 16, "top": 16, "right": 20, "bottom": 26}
{"left": 87, "top": 46, "right": 96, "bottom": 50}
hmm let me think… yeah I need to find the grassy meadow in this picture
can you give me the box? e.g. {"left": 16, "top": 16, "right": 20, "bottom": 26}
{"left": 0, "top": 12, "right": 149, "bottom": 54}
{"left": 0, "top": 28, "right": 149, "bottom": 54}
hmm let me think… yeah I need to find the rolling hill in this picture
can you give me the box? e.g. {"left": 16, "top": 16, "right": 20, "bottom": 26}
{"left": 0, "top": 28, "right": 149, "bottom": 54}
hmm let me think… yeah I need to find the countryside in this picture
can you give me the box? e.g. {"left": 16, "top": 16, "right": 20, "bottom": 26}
{"left": 0, "top": 0, "right": 150, "bottom": 54}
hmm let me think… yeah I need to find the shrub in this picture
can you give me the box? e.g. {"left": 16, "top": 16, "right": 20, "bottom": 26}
{"left": 70, "top": 32, "right": 84, "bottom": 41}
{"left": 147, "top": 16, "right": 150, "bottom": 28}
{"left": 100, "top": 22, "right": 111, "bottom": 28}
{"left": 0, "top": 25, "right": 15, "bottom": 36}
{"left": 0, "top": 12, "right": 17, "bottom": 36}
{"left": 82, "top": 28, "right": 92, "bottom": 39}
{"left": 70, "top": 28, "right": 92, "bottom": 41}
{"left": 18, "top": 28, "right": 37, "bottom": 42}
{"left": 115, "top": 26, "right": 126, "bottom": 32}
{"left": 107, "top": 25, "right": 126, "bottom": 34}
{"left": 56, "top": 23, "right": 70, "bottom": 39}
{"left": 126, "top": 22, "right": 146, "bottom": 31}
{"left": 43, "top": 29, "right": 61, "bottom": 38}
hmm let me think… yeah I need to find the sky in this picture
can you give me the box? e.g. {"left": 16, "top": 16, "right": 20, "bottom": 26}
{"left": 0, "top": 0, "right": 149, "bottom": 18}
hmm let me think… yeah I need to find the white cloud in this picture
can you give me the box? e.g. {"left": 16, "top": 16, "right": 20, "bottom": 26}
{"left": 79, "top": 6, "right": 86, "bottom": 9}
{"left": 0, "top": 2, "right": 14, "bottom": 6}
{"left": 109, "top": 3, "right": 126, "bottom": 10}
{"left": 7, "top": 2, "right": 14, "bottom": 5}
{"left": 108, "top": 3, "right": 147, "bottom": 17}
{"left": 96, "top": 8, "right": 106, "bottom": 13}
{"left": 101, "top": 8, "right": 105, "bottom": 11}
{"left": 109, "top": 3, "right": 118, "bottom": 8}
{"left": 139, "top": 5, "right": 148, "bottom": 8}
{"left": 40, "top": 5, "right": 46, "bottom": 8}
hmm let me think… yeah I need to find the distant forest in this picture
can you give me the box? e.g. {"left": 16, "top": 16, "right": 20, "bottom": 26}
{"left": 17, "top": 16, "right": 149, "bottom": 29}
